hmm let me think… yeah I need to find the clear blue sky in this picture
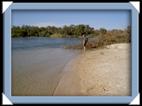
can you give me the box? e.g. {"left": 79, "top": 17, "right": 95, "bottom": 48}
{"left": 12, "top": 10, "right": 130, "bottom": 30}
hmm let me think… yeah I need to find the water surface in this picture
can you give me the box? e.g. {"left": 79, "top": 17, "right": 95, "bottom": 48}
{"left": 12, "top": 37, "right": 81, "bottom": 96}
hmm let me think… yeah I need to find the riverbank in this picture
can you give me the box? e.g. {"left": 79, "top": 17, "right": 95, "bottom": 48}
{"left": 54, "top": 43, "right": 131, "bottom": 96}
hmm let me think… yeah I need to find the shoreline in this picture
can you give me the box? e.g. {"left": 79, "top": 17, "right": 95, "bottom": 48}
{"left": 12, "top": 47, "right": 80, "bottom": 96}
{"left": 54, "top": 43, "right": 131, "bottom": 96}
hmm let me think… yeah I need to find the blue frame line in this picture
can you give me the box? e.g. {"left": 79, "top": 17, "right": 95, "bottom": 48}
{"left": 3, "top": 3, "right": 139, "bottom": 104}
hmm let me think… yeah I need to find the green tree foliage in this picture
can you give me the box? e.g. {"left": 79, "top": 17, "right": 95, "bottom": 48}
{"left": 11, "top": 24, "right": 131, "bottom": 43}
{"left": 99, "top": 28, "right": 107, "bottom": 35}
{"left": 12, "top": 24, "right": 94, "bottom": 38}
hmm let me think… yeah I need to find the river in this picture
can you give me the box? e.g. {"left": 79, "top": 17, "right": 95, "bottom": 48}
{"left": 12, "top": 37, "right": 82, "bottom": 96}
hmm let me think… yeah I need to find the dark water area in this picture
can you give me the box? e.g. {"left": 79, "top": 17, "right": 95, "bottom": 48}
{"left": 12, "top": 37, "right": 81, "bottom": 49}
{"left": 12, "top": 37, "right": 82, "bottom": 96}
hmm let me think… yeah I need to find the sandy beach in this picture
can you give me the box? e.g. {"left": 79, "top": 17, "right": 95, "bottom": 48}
{"left": 54, "top": 43, "right": 131, "bottom": 96}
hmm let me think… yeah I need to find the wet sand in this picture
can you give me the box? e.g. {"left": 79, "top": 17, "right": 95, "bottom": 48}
{"left": 54, "top": 43, "right": 131, "bottom": 96}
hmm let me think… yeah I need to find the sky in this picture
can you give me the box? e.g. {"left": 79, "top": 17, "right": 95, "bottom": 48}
{"left": 12, "top": 10, "right": 130, "bottom": 30}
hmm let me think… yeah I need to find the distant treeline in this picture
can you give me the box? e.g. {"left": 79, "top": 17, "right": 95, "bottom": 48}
{"left": 12, "top": 24, "right": 94, "bottom": 38}
{"left": 12, "top": 24, "right": 131, "bottom": 48}
{"left": 12, "top": 24, "right": 130, "bottom": 38}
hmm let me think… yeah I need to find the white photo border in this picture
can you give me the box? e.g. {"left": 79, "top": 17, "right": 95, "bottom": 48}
{"left": 3, "top": 2, "right": 139, "bottom": 104}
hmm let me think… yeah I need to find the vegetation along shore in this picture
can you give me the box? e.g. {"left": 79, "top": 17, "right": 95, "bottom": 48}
{"left": 12, "top": 24, "right": 130, "bottom": 48}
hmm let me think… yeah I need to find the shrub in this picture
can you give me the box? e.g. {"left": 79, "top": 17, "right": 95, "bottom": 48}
{"left": 50, "top": 33, "right": 65, "bottom": 38}
{"left": 66, "top": 30, "right": 130, "bottom": 49}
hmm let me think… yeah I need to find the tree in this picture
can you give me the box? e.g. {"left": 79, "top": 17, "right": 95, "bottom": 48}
{"left": 12, "top": 25, "right": 130, "bottom": 40}
{"left": 100, "top": 28, "right": 107, "bottom": 35}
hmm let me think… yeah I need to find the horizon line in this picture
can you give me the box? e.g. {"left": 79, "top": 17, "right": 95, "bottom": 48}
{"left": 12, "top": 24, "right": 130, "bottom": 30}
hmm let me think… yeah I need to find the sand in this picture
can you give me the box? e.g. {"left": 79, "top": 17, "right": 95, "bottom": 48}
{"left": 53, "top": 43, "right": 131, "bottom": 96}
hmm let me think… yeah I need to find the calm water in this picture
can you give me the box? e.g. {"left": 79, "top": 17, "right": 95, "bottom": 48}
{"left": 12, "top": 37, "right": 81, "bottom": 96}
{"left": 12, "top": 37, "right": 81, "bottom": 49}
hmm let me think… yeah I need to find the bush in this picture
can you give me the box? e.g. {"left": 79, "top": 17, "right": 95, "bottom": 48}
{"left": 88, "top": 31, "right": 130, "bottom": 48}
{"left": 50, "top": 33, "right": 65, "bottom": 38}
{"left": 66, "top": 30, "right": 130, "bottom": 49}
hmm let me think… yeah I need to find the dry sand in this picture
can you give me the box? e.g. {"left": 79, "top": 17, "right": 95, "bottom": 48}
{"left": 53, "top": 43, "right": 131, "bottom": 96}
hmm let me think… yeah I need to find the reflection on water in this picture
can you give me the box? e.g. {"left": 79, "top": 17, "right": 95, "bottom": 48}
{"left": 12, "top": 37, "right": 81, "bottom": 49}
{"left": 12, "top": 38, "right": 81, "bottom": 96}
